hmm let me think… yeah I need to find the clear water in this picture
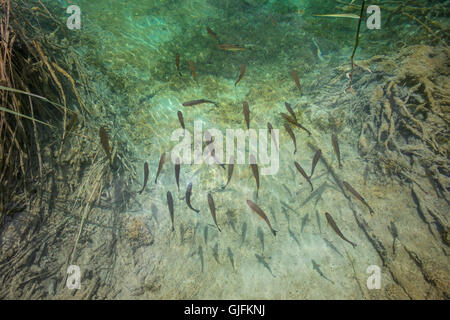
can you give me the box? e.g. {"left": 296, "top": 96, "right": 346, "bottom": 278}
{"left": 1, "top": 0, "right": 449, "bottom": 299}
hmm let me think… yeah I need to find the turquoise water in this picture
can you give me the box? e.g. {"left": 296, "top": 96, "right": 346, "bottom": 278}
{"left": 1, "top": 0, "right": 449, "bottom": 299}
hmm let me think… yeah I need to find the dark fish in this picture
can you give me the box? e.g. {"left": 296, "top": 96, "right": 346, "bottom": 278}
{"left": 182, "top": 99, "right": 219, "bottom": 108}
{"left": 280, "top": 113, "right": 311, "bottom": 136}
{"left": 186, "top": 182, "right": 200, "bottom": 213}
{"left": 310, "top": 149, "right": 322, "bottom": 178}
{"left": 206, "top": 26, "right": 219, "bottom": 42}
{"left": 246, "top": 200, "right": 277, "bottom": 236}
{"left": 267, "top": 122, "right": 278, "bottom": 152}
{"left": 189, "top": 61, "right": 197, "bottom": 80}
{"left": 250, "top": 154, "right": 260, "bottom": 197}
{"left": 235, "top": 64, "right": 246, "bottom": 87}
{"left": 294, "top": 161, "right": 313, "bottom": 192}
{"left": 331, "top": 133, "right": 342, "bottom": 168}
{"left": 284, "top": 122, "right": 297, "bottom": 154}
{"left": 243, "top": 101, "right": 250, "bottom": 129}
{"left": 175, "top": 54, "right": 182, "bottom": 76}
{"left": 269, "top": 15, "right": 277, "bottom": 26}
{"left": 325, "top": 212, "right": 356, "bottom": 248}
{"left": 167, "top": 191, "right": 175, "bottom": 232}
{"left": 388, "top": 221, "right": 399, "bottom": 255}
{"left": 99, "top": 127, "right": 111, "bottom": 160}
{"left": 174, "top": 157, "right": 180, "bottom": 192}
{"left": 285, "top": 102, "right": 296, "bottom": 121}
{"left": 177, "top": 110, "right": 185, "bottom": 129}
{"left": 138, "top": 161, "right": 149, "bottom": 194}
{"left": 217, "top": 44, "right": 245, "bottom": 51}
{"left": 342, "top": 181, "right": 375, "bottom": 215}
{"left": 155, "top": 152, "right": 166, "bottom": 183}
{"left": 207, "top": 193, "right": 221, "bottom": 232}
{"left": 292, "top": 69, "right": 302, "bottom": 93}
{"left": 223, "top": 155, "right": 234, "bottom": 189}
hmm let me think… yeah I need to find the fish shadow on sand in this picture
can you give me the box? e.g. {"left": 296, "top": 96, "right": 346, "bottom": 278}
{"left": 300, "top": 213, "right": 309, "bottom": 233}
{"left": 199, "top": 245, "right": 204, "bottom": 273}
{"left": 288, "top": 227, "right": 301, "bottom": 249}
{"left": 213, "top": 242, "right": 220, "bottom": 264}
{"left": 225, "top": 209, "right": 237, "bottom": 233}
{"left": 257, "top": 227, "right": 264, "bottom": 253}
{"left": 227, "top": 247, "right": 235, "bottom": 271}
{"left": 311, "top": 259, "right": 334, "bottom": 284}
{"left": 322, "top": 238, "right": 343, "bottom": 258}
{"left": 151, "top": 203, "right": 159, "bottom": 223}
{"left": 240, "top": 222, "right": 247, "bottom": 247}
{"left": 255, "top": 254, "right": 275, "bottom": 278}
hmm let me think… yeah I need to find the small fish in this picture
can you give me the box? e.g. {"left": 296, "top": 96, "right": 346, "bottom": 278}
{"left": 186, "top": 182, "right": 200, "bottom": 213}
{"left": 189, "top": 61, "right": 197, "bottom": 80}
{"left": 174, "top": 157, "right": 180, "bottom": 192}
{"left": 182, "top": 99, "right": 220, "bottom": 108}
{"left": 294, "top": 161, "right": 313, "bottom": 192}
{"left": 243, "top": 101, "right": 250, "bottom": 129}
{"left": 325, "top": 212, "right": 356, "bottom": 248}
{"left": 267, "top": 122, "right": 278, "bottom": 152}
{"left": 246, "top": 200, "right": 277, "bottom": 236}
{"left": 175, "top": 54, "right": 182, "bottom": 76}
{"left": 223, "top": 155, "right": 234, "bottom": 189}
{"left": 285, "top": 102, "right": 296, "bottom": 121}
{"left": 206, "top": 26, "right": 219, "bottom": 42}
{"left": 310, "top": 149, "right": 322, "bottom": 178}
{"left": 155, "top": 152, "right": 166, "bottom": 183}
{"left": 235, "top": 64, "right": 246, "bottom": 87}
{"left": 314, "top": 13, "right": 360, "bottom": 19}
{"left": 331, "top": 133, "right": 342, "bottom": 168}
{"left": 269, "top": 15, "right": 277, "bottom": 26}
{"left": 217, "top": 44, "right": 245, "bottom": 51}
{"left": 99, "top": 127, "right": 111, "bottom": 160}
{"left": 280, "top": 113, "right": 311, "bottom": 136}
{"left": 342, "top": 181, "right": 375, "bottom": 215}
{"left": 388, "top": 221, "right": 399, "bottom": 255}
{"left": 138, "top": 161, "right": 149, "bottom": 194}
{"left": 284, "top": 122, "right": 297, "bottom": 154}
{"left": 177, "top": 111, "right": 185, "bottom": 130}
{"left": 250, "top": 154, "right": 260, "bottom": 197}
{"left": 292, "top": 69, "right": 302, "bottom": 93}
{"left": 167, "top": 191, "right": 175, "bottom": 232}
{"left": 207, "top": 193, "right": 221, "bottom": 232}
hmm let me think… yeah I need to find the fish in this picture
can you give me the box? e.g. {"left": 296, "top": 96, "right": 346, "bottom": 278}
{"left": 99, "top": 127, "right": 111, "bottom": 160}
{"left": 182, "top": 99, "right": 220, "bottom": 108}
{"left": 280, "top": 113, "right": 311, "bottom": 136}
{"left": 284, "top": 122, "right": 297, "bottom": 154}
{"left": 294, "top": 161, "right": 313, "bottom": 192}
{"left": 292, "top": 69, "right": 302, "bottom": 93}
{"left": 249, "top": 154, "right": 260, "bottom": 197}
{"left": 324, "top": 212, "right": 356, "bottom": 248}
{"left": 235, "top": 64, "right": 246, "bottom": 87}
{"left": 175, "top": 54, "right": 182, "bottom": 76}
{"left": 310, "top": 149, "right": 322, "bottom": 178}
{"left": 186, "top": 182, "right": 200, "bottom": 213}
{"left": 174, "top": 157, "right": 180, "bottom": 192}
{"left": 207, "top": 193, "right": 221, "bottom": 232}
{"left": 189, "top": 61, "right": 197, "bottom": 80}
{"left": 227, "top": 247, "right": 235, "bottom": 271}
{"left": 206, "top": 26, "right": 219, "bottom": 42}
{"left": 255, "top": 254, "right": 275, "bottom": 277}
{"left": 223, "top": 155, "right": 234, "bottom": 189}
{"left": 342, "top": 181, "right": 375, "bottom": 215}
{"left": 155, "top": 152, "right": 166, "bottom": 183}
{"left": 331, "top": 133, "right": 342, "bottom": 168}
{"left": 267, "top": 122, "right": 278, "bottom": 152}
{"left": 285, "top": 102, "right": 296, "bottom": 121}
{"left": 388, "top": 221, "right": 399, "bottom": 255}
{"left": 167, "top": 191, "right": 175, "bottom": 232}
{"left": 217, "top": 44, "right": 245, "bottom": 51}
{"left": 314, "top": 13, "right": 360, "bottom": 19}
{"left": 243, "top": 101, "right": 250, "bottom": 129}
{"left": 177, "top": 111, "right": 185, "bottom": 130}
{"left": 138, "top": 161, "right": 149, "bottom": 194}
{"left": 269, "top": 15, "right": 277, "bottom": 26}
{"left": 246, "top": 200, "right": 277, "bottom": 236}
{"left": 312, "top": 259, "right": 334, "bottom": 284}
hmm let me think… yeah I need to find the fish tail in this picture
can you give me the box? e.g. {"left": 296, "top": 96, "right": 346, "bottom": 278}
{"left": 272, "top": 229, "right": 278, "bottom": 237}
{"left": 218, "top": 226, "right": 222, "bottom": 232}
{"left": 352, "top": 242, "right": 357, "bottom": 249}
